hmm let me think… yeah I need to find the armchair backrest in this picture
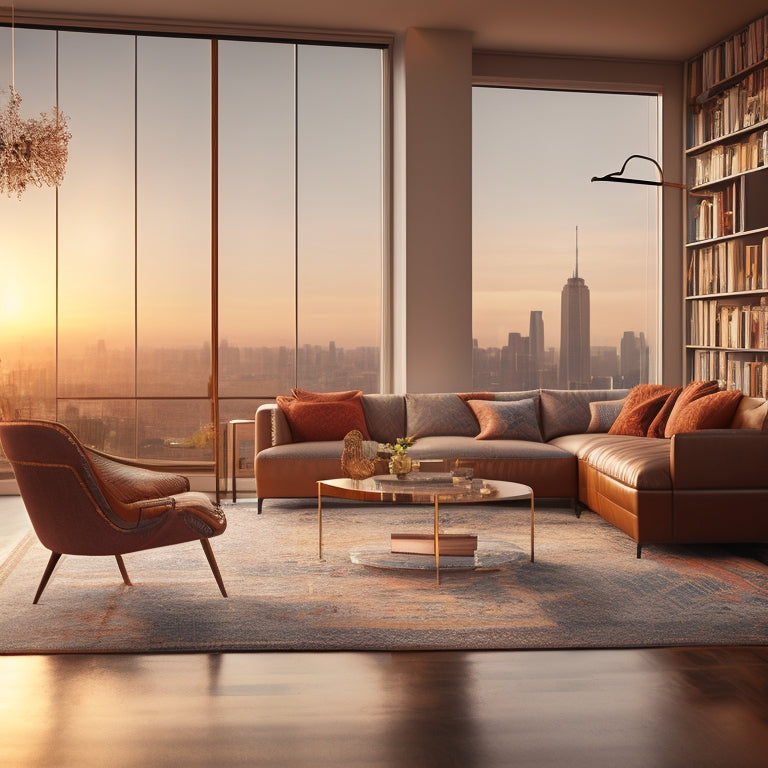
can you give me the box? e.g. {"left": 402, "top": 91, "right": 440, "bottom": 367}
{"left": 0, "top": 420, "right": 132, "bottom": 554}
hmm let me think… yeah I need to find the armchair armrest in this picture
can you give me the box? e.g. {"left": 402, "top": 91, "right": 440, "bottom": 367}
{"left": 84, "top": 448, "right": 190, "bottom": 501}
{"left": 671, "top": 429, "right": 768, "bottom": 490}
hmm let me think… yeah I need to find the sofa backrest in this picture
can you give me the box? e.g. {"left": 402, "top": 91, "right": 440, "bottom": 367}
{"left": 538, "top": 389, "right": 630, "bottom": 441}
{"left": 361, "top": 394, "right": 406, "bottom": 444}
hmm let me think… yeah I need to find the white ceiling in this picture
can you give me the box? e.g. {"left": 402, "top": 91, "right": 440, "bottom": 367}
{"left": 8, "top": 0, "right": 768, "bottom": 61}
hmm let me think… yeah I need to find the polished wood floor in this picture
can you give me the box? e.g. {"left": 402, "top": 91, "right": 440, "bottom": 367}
{"left": 2, "top": 497, "right": 768, "bottom": 766}
{"left": 1, "top": 646, "right": 768, "bottom": 767}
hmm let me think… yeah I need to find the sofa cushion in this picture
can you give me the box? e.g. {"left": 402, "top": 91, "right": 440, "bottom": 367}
{"left": 663, "top": 380, "right": 720, "bottom": 438}
{"left": 493, "top": 390, "right": 541, "bottom": 402}
{"left": 586, "top": 399, "right": 625, "bottom": 433}
{"left": 579, "top": 434, "right": 672, "bottom": 490}
{"left": 609, "top": 384, "right": 675, "bottom": 437}
{"left": 730, "top": 396, "right": 768, "bottom": 430}
{"left": 361, "top": 394, "right": 406, "bottom": 444}
{"left": 646, "top": 386, "right": 683, "bottom": 438}
{"left": 539, "top": 389, "right": 630, "bottom": 441}
{"left": 408, "top": 435, "right": 571, "bottom": 460}
{"left": 406, "top": 393, "right": 480, "bottom": 438}
{"left": 291, "top": 388, "right": 362, "bottom": 401}
{"left": 466, "top": 398, "right": 543, "bottom": 442}
{"left": 664, "top": 389, "right": 742, "bottom": 437}
{"left": 458, "top": 392, "right": 495, "bottom": 402}
{"left": 549, "top": 432, "right": 617, "bottom": 459}
{"left": 276, "top": 394, "right": 370, "bottom": 442}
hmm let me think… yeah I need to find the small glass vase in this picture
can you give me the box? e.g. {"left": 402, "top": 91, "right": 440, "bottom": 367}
{"left": 389, "top": 452, "right": 412, "bottom": 478}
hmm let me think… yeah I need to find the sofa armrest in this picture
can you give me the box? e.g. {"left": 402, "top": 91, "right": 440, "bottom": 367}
{"left": 671, "top": 429, "right": 768, "bottom": 490}
{"left": 255, "top": 404, "right": 293, "bottom": 451}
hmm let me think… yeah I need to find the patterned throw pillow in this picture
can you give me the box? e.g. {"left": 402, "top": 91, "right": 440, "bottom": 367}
{"left": 609, "top": 384, "right": 674, "bottom": 437}
{"left": 664, "top": 389, "right": 742, "bottom": 437}
{"left": 663, "top": 380, "right": 721, "bottom": 439}
{"left": 586, "top": 399, "right": 626, "bottom": 433}
{"left": 406, "top": 393, "right": 480, "bottom": 438}
{"left": 276, "top": 394, "right": 370, "bottom": 442}
{"left": 466, "top": 398, "right": 543, "bottom": 441}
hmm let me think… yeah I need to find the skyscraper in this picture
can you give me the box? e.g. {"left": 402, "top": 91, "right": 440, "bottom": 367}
{"left": 620, "top": 330, "right": 649, "bottom": 387}
{"left": 559, "top": 227, "right": 591, "bottom": 389}
{"left": 529, "top": 310, "right": 545, "bottom": 387}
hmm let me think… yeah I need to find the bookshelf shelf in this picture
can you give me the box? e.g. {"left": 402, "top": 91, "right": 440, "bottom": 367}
{"left": 686, "top": 12, "right": 768, "bottom": 396}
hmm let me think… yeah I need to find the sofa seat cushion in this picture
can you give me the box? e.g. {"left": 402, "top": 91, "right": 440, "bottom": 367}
{"left": 409, "top": 435, "right": 572, "bottom": 461}
{"left": 561, "top": 434, "right": 672, "bottom": 491}
{"left": 548, "top": 433, "right": 617, "bottom": 459}
{"left": 257, "top": 440, "right": 346, "bottom": 461}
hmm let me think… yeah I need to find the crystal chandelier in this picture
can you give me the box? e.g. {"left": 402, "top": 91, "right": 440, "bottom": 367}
{"left": 0, "top": 3, "right": 71, "bottom": 198}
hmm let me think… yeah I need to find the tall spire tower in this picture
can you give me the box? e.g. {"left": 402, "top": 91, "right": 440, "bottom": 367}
{"left": 559, "top": 227, "right": 591, "bottom": 389}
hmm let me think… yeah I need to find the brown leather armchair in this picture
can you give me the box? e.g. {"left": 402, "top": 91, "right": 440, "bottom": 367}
{"left": 0, "top": 420, "right": 228, "bottom": 603}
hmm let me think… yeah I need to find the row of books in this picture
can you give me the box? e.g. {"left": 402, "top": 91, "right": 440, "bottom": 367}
{"left": 690, "top": 13, "right": 768, "bottom": 94}
{"left": 690, "top": 130, "right": 768, "bottom": 186}
{"left": 687, "top": 237, "right": 768, "bottom": 295}
{"left": 689, "top": 69, "right": 768, "bottom": 147}
{"left": 689, "top": 181, "right": 739, "bottom": 241}
{"left": 688, "top": 298, "right": 768, "bottom": 349}
{"left": 692, "top": 351, "right": 768, "bottom": 397}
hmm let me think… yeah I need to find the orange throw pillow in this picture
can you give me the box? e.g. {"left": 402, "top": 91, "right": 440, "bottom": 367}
{"left": 647, "top": 386, "right": 683, "bottom": 438}
{"left": 290, "top": 388, "right": 362, "bottom": 401}
{"left": 277, "top": 394, "right": 370, "bottom": 441}
{"left": 664, "top": 389, "right": 742, "bottom": 437}
{"left": 663, "top": 380, "right": 721, "bottom": 439}
{"left": 608, "top": 384, "right": 674, "bottom": 437}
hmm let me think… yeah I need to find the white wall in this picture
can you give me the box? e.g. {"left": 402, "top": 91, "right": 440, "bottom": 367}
{"left": 392, "top": 28, "right": 474, "bottom": 393}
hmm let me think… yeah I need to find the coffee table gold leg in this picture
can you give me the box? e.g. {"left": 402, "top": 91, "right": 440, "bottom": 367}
{"left": 530, "top": 493, "right": 535, "bottom": 562}
{"left": 434, "top": 496, "right": 440, "bottom": 585}
{"left": 317, "top": 485, "right": 323, "bottom": 560}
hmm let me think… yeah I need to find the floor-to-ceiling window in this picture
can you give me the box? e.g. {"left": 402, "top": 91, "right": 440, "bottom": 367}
{"left": 0, "top": 27, "right": 385, "bottom": 472}
{"left": 472, "top": 86, "right": 660, "bottom": 391}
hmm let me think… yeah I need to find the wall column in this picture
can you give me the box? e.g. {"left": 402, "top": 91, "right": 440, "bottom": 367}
{"left": 392, "top": 28, "right": 474, "bottom": 393}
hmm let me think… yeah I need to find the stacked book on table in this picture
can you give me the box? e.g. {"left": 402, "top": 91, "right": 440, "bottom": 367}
{"left": 391, "top": 533, "right": 477, "bottom": 557}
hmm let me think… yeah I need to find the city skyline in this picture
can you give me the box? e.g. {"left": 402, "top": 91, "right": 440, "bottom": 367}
{"left": 472, "top": 87, "right": 659, "bottom": 367}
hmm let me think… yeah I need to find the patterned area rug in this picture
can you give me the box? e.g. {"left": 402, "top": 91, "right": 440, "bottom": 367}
{"left": 1, "top": 499, "right": 767, "bottom": 653}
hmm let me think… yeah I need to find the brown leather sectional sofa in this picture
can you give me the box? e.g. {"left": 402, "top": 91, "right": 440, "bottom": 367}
{"left": 254, "top": 388, "right": 768, "bottom": 556}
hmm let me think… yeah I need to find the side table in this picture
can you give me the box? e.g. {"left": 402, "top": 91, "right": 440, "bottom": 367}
{"left": 229, "top": 419, "right": 254, "bottom": 503}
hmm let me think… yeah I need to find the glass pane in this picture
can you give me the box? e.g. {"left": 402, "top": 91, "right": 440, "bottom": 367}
{"left": 472, "top": 87, "right": 659, "bottom": 391}
{"left": 57, "top": 32, "right": 136, "bottom": 398}
{"left": 58, "top": 399, "right": 136, "bottom": 456}
{"left": 218, "top": 41, "right": 296, "bottom": 398}
{"left": 137, "top": 399, "right": 214, "bottom": 462}
{"left": 136, "top": 36, "right": 211, "bottom": 398}
{"left": 0, "top": 28, "right": 57, "bottom": 422}
{"left": 296, "top": 45, "right": 383, "bottom": 393}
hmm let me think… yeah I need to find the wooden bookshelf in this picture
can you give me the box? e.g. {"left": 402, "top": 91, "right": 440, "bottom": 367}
{"left": 685, "top": 13, "right": 768, "bottom": 396}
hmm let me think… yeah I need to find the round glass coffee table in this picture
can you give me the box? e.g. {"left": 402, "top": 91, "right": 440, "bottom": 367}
{"left": 317, "top": 474, "right": 534, "bottom": 584}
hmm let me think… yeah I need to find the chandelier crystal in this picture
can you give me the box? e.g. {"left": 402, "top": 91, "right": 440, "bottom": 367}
{"left": 0, "top": 85, "right": 71, "bottom": 197}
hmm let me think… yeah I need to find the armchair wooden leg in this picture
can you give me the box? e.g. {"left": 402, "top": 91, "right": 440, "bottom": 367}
{"left": 115, "top": 555, "right": 132, "bottom": 586}
{"left": 200, "top": 538, "right": 228, "bottom": 597}
{"left": 33, "top": 551, "right": 62, "bottom": 605}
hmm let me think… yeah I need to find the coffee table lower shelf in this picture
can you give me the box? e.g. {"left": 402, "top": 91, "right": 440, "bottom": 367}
{"left": 317, "top": 476, "right": 534, "bottom": 585}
